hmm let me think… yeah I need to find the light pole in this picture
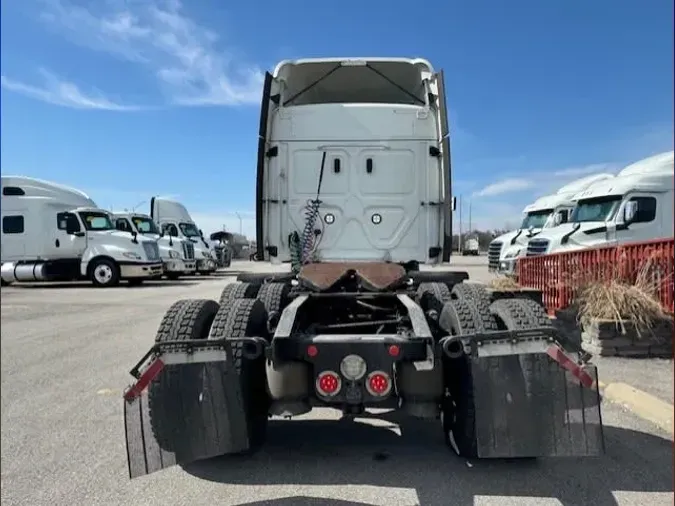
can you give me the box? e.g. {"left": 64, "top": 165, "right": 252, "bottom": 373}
{"left": 235, "top": 212, "right": 243, "bottom": 235}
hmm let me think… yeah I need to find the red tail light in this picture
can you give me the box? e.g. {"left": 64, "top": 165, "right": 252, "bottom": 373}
{"left": 366, "top": 371, "right": 392, "bottom": 397}
{"left": 316, "top": 370, "right": 341, "bottom": 397}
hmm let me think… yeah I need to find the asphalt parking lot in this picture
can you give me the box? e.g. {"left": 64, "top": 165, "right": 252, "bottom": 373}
{"left": 1, "top": 258, "right": 673, "bottom": 506}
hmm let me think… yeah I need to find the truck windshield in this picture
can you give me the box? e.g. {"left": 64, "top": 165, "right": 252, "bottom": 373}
{"left": 571, "top": 196, "right": 623, "bottom": 223}
{"left": 179, "top": 222, "right": 201, "bottom": 237}
{"left": 131, "top": 216, "right": 160, "bottom": 234}
{"left": 520, "top": 210, "right": 553, "bottom": 229}
{"left": 79, "top": 211, "right": 114, "bottom": 231}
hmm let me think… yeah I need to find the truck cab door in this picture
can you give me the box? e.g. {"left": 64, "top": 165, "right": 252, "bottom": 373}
{"left": 56, "top": 212, "right": 87, "bottom": 256}
{"left": 617, "top": 194, "right": 660, "bottom": 244}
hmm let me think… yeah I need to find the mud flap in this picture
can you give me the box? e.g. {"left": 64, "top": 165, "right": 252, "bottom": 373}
{"left": 469, "top": 337, "right": 604, "bottom": 458}
{"left": 124, "top": 342, "right": 263, "bottom": 478}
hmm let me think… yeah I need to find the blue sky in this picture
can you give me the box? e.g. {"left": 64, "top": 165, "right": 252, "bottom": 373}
{"left": 1, "top": 0, "right": 673, "bottom": 237}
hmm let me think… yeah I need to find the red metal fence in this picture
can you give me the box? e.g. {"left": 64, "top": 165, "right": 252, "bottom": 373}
{"left": 516, "top": 238, "right": 675, "bottom": 315}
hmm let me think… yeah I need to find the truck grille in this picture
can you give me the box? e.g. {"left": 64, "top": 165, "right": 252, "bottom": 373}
{"left": 182, "top": 241, "right": 195, "bottom": 260}
{"left": 526, "top": 239, "right": 549, "bottom": 257}
{"left": 488, "top": 241, "right": 502, "bottom": 270}
{"left": 143, "top": 241, "right": 160, "bottom": 261}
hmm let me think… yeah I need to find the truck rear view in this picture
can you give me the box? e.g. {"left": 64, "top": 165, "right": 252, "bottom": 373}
{"left": 255, "top": 58, "right": 454, "bottom": 266}
{"left": 122, "top": 57, "right": 604, "bottom": 480}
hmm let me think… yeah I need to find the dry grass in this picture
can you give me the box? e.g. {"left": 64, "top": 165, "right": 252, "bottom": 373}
{"left": 489, "top": 276, "right": 523, "bottom": 291}
{"left": 574, "top": 254, "right": 672, "bottom": 338}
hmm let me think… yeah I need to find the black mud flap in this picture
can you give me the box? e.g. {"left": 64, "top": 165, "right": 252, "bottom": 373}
{"left": 469, "top": 336, "right": 604, "bottom": 458}
{"left": 123, "top": 340, "right": 263, "bottom": 478}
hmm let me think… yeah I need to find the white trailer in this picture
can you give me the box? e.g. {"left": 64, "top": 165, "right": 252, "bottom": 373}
{"left": 462, "top": 237, "right": 480, "bottom": 256}
{"left": 112, "top": 212, "right": 197, "bottom": 279}
{"left": 526, "top": 151, "right": 674, "bottom": 256}
{"left": 1, "top": 176, "right": 163, "bottom": 287}
{"left": 488, "top": 173, "right": 614, "bottom": 274}
{"left": 150, "top": 197, "right": 217, "bottom": 275}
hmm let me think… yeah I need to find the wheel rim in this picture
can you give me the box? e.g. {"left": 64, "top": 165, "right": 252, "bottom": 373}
{"left": 94, "top": 264, "right": 113, "bottom": 284}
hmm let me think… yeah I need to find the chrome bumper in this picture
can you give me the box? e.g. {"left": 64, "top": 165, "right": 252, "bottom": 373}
{"left": 197, "top": 259, "right": 216, "bottom": 271}
{"left": 163, "top": 259, "right": 196, "bottom": 274}
{"left": 120, "top": 262, "right": 164, "bottom": 279}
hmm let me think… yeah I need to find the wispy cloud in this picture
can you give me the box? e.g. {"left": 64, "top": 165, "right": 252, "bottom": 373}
{"left": 37, "top": 0, "right": 264, "bottom": 107}
{"left": 552, "top": 162, "right": 619, "bottom": 177}
{"left": 0, "top": 70, "right": 140, "bottom": 110}
{"left": 473, "top": 178, "right": 535, "bottom": 197}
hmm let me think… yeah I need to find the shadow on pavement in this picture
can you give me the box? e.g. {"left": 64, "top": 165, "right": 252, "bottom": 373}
{"left": 238, "top": 499, "right": 376, "bottom": 506}
{"left": 185, "top": 412, "right": 673, "bottom": 506}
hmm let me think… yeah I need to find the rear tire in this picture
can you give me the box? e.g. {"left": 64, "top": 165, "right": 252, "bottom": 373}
{"left": 209, "top": 298, "right": 270, "bottom": 452}
{"left": 489, "top": 298, "right": 557, "bottom": 459}
{"left": 147, "top": 299, "right": 220, "bottom": 454}
{"left": 438, "top": 298, "right": 490, "bottom": 459}
{"left": 220, "top": 282, "right": 260, "bottom": 303}
{"left": 417, "top": 282, "right": 451, "bottom": 313}
{"left": 256, "top": 282, "right": 291, "bottom": 319}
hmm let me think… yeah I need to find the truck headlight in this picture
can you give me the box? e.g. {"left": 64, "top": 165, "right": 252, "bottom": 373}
{"left": 168, "top": 250, "right": 180, "bottom": 259}
{"left": 123, "top": 252, "right": 142, "bottom": 260}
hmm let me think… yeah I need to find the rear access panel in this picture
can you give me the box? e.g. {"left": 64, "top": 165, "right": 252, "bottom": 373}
{"left": 469, "top": 338, "right": 604, "bottom": 459}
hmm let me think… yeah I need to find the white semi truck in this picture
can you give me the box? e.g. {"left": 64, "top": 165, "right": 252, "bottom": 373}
{"left": 488, "top": 173, "right": 614, "bottom": 275}
{"left": 526, "top": 151, "right": 674, "bottom": 257}
{"left": 1, "top": 176, "right": 163, "bottom": 287}
{"left": 112, "top": 212, "right": 197, "bottom": 279}
{"left": 150, "top": 197, "right": 217, "bottom": 275}
{"left": 123, "top": 57, "right": 603, "bottom": 481}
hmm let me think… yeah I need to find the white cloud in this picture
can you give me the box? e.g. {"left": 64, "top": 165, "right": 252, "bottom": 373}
{"left": 37, "top": 0, "right": 264, "bottom": 107}
{"left": 473, "top": 178, "right": 535, "bottom": 197}
{"left": 0, "top": 70, "right": 140, "bottom": 110}
{"left": 552, "top": 162, "right": 618, "bottom": 177}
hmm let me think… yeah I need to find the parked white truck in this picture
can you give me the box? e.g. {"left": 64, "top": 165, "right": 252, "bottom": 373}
{"left": 112, "top": 212, "right": 197, "bottom": 279}
{"left": 1, "top": 176, "right": 163, "bottom": 287}
{"left": 150, "top": 197, "right": 217, "bottom": 275}
{"left": 488, "top": 173, "right": 614, "bottom": 274}
{"left": 526, "top": 151, "right": 674, "bottom": 257}
{"left": 462, "top": 237, "right": 480, "bottom": 256}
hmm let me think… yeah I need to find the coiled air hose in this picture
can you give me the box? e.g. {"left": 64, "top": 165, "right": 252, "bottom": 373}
{"left": 289, "top": 151, "right": 327, "bottom": 273}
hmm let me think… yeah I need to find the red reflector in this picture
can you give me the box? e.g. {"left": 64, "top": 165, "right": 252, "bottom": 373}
{"left": 124, "top": 358, "right": 165, "bottom": 401}
{"left": 316, "top": 371, "right": 341, "bottom": 396}
{"left": 307, "top": 345, "right": 319, "bottom": 357}
{"left": 546, "top": 345, "right": 595, "bottom": 389}
{"left": 388, "top": 344, "right": 400, "bottom": 357}
{"left": 366, "top": 371, "right": 392, "bottom": 396}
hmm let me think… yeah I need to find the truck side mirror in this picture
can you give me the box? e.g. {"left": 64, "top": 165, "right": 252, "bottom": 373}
{"left": 199, "top": 229, "right": 204, "bottom": 237}
{"left": 624, "top": 201, "right": 638, "bottom": 224}
{"left": 553, "top": 212, "right": 563, "bottom": 226}
{"left": 65, "top": 218, "right": 79, "bottom": 235}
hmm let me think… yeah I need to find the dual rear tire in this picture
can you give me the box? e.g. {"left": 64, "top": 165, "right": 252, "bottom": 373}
{"left": 147, "top": 297, "right": 271, "bottom": 456}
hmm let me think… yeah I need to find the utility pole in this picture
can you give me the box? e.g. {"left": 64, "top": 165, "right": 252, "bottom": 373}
{"left": 458, "top": 195, "right": 463, "bottom": 253}
{"left": 235, "top": 212, "right": 243, "bottom": 235}
{"left": 468, "top": 199, "right": 472, "bottom": 235}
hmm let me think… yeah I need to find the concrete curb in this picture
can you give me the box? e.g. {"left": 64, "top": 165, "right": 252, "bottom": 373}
{"left": 598, "top": 380, "right": 674, "bottom": 438}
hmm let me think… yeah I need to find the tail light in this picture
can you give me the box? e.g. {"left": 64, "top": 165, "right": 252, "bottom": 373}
{"left": 366, "top": 371, "right": 392, "bottom": 397}
{"left": 316, "top": 370, "right": 341, "bottom": 397}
